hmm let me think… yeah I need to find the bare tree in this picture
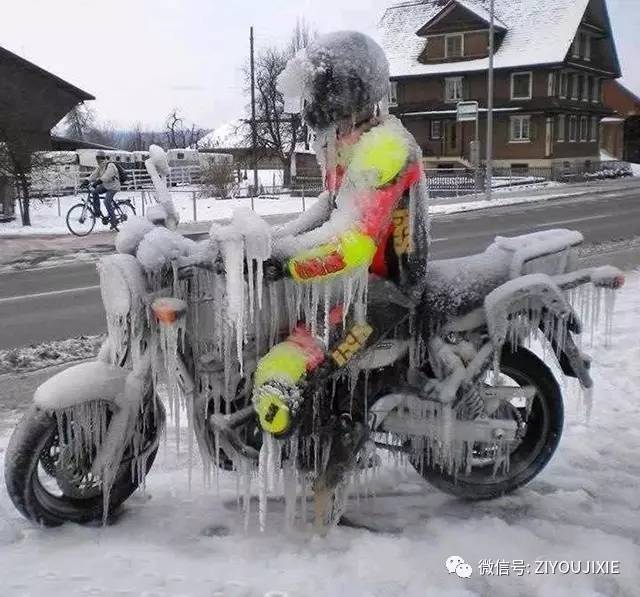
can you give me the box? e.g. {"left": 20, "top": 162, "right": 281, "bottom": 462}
{"left": 245, "top": 20, "right": 314, "bottom": 187}
{"left": 61, "top": 104, "right": 95, "bottom": 140}
{"left": 164, "top": 109, "right": 207, "bottom": 149}
{"left": 0, "top": 126, "right": 43, "bottom": 226}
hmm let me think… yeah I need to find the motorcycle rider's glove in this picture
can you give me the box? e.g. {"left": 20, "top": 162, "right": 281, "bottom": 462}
{"left": 263, "top": 257, "right": 288, "bottom": 282}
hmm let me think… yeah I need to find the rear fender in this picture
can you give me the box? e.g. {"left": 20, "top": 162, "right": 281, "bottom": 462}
{"left": 549, "top": 330, "right": 593, "bottom": 388}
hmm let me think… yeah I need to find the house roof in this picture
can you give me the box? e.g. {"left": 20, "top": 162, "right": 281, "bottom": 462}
{"left": 199, "top": 119, "right": 249, "bottom": 149}
{"left": 416, "top": 0, "right": 507, "bottom": 35}
{"left": 0, "top": 45, "right": 94, "bottom": 101}
{"left": 379, "top": 0, "right": 592, "bottom": 78}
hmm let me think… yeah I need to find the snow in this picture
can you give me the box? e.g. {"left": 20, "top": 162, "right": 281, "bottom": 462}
{"left": 199, "top": 119, "right": 249, "bottom": 149}
{"left": 115, "top": 216, "right": 155, "bottom": 255}
{"left": 379, "top": 0, "right": 590, "bottom": 78}
{"left": 136, "top": 227, "right": 197, "bottom": 273}
{"left": 630, "top": 162, "right": 640, "bottom": 177}
{"left": 0, "top": 335, "right": 103, "bottom": 375}
{"left": 0, "top": 193, "right": 319, "bottom": 237}
{"left": 0, "top": 267, "right": 638, "bottom": 595}
{"left": 278, "top": 31, "right": 390, "bottom": 124}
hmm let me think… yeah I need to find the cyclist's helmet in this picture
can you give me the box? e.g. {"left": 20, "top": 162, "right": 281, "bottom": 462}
{"left": 278, "top": 31, "right": 390, "bottom": 131}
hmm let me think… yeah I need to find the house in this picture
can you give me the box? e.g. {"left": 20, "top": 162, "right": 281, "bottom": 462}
{"left": 199, "top": 118, "right": 321, "bottom": 183}
{"left": 378, "top": 0, "right": 621, "bottom": 170}
{"left": 600, "top": 80, "right": 640, "bottom": 162}
{"left": 0, "top": 44, "right": 94, "bottom": 152}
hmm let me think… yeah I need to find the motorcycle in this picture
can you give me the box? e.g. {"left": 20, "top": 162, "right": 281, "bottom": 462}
{"left": 4, "top": 206, "right": 625, "bottom": 528}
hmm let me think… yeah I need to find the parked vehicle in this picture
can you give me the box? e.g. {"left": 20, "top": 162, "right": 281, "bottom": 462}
{"left": 4, "top": 209, "right": 625, "bottom": 526}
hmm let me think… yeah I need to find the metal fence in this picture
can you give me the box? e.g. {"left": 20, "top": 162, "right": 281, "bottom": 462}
{"left": 20, "top": 159, "right": 635, "bottom": 212}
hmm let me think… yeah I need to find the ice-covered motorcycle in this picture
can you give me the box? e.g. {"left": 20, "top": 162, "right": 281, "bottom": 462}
{"left": 4, "top": 201, "right": 625, "bottom": 527}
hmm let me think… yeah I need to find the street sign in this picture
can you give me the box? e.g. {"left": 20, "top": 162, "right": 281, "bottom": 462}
{"left": 457, "top": 101, "right": 479, "bottom": 122}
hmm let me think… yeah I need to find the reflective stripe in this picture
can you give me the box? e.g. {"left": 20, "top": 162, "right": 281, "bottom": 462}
{"left": 289, "top": 229, "right": 376, "bottom": 282}
{"left": 254, "top": 343, "right": 307, "bottom": 388}
{"left": 350, "top": 126, "right": 410, "bottom": 187}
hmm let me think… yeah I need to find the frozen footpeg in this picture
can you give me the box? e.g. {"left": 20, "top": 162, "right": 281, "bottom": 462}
{"left": 209, "top": 406, "right": 260, "bottom": 463}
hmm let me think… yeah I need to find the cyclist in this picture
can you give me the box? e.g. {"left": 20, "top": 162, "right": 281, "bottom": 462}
{"left": 88, "top": 151, "right": 121, "bottom": 229}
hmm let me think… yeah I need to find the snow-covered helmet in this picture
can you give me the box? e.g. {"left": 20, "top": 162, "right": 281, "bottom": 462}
{"left": 278, "top": 31, "right": 390, "bottom": 131}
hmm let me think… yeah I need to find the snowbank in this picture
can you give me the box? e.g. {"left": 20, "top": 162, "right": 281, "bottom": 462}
{"left": 0, "top": 270, "right": 638, "bottom": 595}
{"left": 0, "top": 335, "right": 103, "bottom": 375}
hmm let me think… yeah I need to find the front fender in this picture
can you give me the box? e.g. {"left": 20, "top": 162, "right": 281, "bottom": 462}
{"left": 34, "top": 361, "right": 129, "bottom": 411}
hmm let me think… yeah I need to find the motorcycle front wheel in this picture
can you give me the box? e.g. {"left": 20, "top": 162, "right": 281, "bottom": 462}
{"left": 4, "top": 399, "right": 164, "bottom": 527}
{"left": 412, "top": 346, "right": 564, "bottom": 500}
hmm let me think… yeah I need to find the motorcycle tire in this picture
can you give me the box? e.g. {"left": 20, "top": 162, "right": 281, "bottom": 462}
{"left": 413, "top": 346, "right": 564, "bottom": 500}
{"left": 5, "top": 402, "right": 163, "bottom": 527}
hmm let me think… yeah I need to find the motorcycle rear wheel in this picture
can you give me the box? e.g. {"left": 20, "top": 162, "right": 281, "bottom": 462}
{"left": 5, "top": 401, "right": 163, "bottom": 527}
{"left": 412, "top": 346, "right": 564, "bottom": 500}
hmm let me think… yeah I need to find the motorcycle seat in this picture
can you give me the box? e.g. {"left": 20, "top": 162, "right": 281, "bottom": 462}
{"left": 422, "top": 246, "right": 512, "bottom": 319}
{"left": 421, "top": 228, "right": 582, "bottom": 321}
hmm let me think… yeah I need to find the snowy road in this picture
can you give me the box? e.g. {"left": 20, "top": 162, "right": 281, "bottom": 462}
{"left": 0, "top": 186, "right": 639, "bottom": 349}
{"left": 0, "top": 271, "right": 638, "bottom": 597}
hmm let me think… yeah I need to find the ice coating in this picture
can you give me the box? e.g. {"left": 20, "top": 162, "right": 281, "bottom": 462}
{"left": 145, "top": 144, "right": 179, "bottom": 229}
{"left": 115, "top": 216, "right": 155, "bottom": 255}
{"left": 277, "top": 31, "right": 390, "bottom": 124}
{"left": 136, "top": 227, "right": 196, "bottom": 273}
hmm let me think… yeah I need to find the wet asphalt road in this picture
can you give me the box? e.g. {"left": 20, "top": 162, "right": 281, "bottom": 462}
{"left": 1, "top": 181, "right": 638, "bottom": 350}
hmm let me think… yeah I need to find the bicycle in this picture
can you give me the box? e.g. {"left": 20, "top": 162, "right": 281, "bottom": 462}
{"left": 66, "top": 186, "right": 136, "bottom": 237}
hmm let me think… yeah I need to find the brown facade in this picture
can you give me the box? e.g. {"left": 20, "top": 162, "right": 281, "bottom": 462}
{"left": 600, "top": 80, "right": 640, "bottom": 162}
{"left": 389, "top": 0, "right": 620, "bottom": 169}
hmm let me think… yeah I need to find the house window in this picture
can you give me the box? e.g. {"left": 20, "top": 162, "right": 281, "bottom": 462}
{"left": 511, "top": 72, "right": 532, "bottom": 100}
{"left": 590, "top": 116, "right": 598, "bottom": 142}
{"left": 388, "top": 81, "right": 398, "bottom": 107}
{"left": 548, "top": 73, "right": 555, "bottom": 97}
{"left": 559, "top": 72, "right": 568, "bottom": 98}
{"left": 569, "top": 116, "right": 578, "bottom": 142}
{"left": 592, "top": 77, "right": 601, "bottom": 103}
{"left": 585, "top": 35, "right": 592, "bottom": 61}
{"left": 510, "top": 115, "right": 531, "bottom": 142}
{"left": 582, "top": 75, "right": 590, "bottom": 102}
{"left": 571, "top": 74, "right": 579, "bottom": 100}
{"left": 445, "top": 34, "right": 464, "bottom": 58}
{"left": 580, "top": 116, "right": 589, "bottom": 141}
{"left": 445, "top": 77, "right": 464, "bottom": 102}
{"left": 431, "top": 120, "right": 442, "bottom": 140}
{"left": 572, "top": 35, "right": 580, "bottom": 58}
{"left": 557, "top": 115, "right": 565, "bottom": 142}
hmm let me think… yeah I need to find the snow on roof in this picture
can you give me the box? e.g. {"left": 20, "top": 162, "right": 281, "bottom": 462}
{"left": 455, "top": 0, "right": 507, "bottom": 29}
{"left": 199, "top": 119, "right": 250, "bottom": 149}
{"left": 418, "top": 0, "right": 507, "bottom": 33}
{"left": 379, "top": 0, "right": 590, "bottom": 78}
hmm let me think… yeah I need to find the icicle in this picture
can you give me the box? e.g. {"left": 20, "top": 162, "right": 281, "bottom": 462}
{"left": 257, "top": 432, "right": 270, "bottom": 532}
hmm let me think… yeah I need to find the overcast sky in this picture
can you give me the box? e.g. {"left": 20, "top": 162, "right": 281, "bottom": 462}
{"left": 2, "top": 0, "right": 638, "bottom": 131}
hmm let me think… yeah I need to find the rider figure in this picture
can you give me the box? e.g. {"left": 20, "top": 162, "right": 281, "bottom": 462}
{"left": 252, "top": 31, "right": 430, "bottom": 438}
{"left": 88, "top": 151, "right": 121, "bottom": 229}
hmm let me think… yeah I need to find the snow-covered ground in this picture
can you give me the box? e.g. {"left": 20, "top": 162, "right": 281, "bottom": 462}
{"left": 0, "top": 181, "right": 586, "bottom": 238}
{"left": 0, "top": 192, "right": 317, "bottom": 237}
{"left": 0, "top": 335, "right": 103, "bottom": 375}
{"left": 0, "top": 270, "right": 638, "bottom": 596}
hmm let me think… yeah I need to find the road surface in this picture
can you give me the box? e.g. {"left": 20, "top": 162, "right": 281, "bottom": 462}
{"left": 1, "top": 183, "right": 639, "bottom": 350}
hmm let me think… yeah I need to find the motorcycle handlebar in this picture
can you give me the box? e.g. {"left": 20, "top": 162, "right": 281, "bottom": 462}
{"left": 176, "top": 256, "right": 285, "bottom": 282}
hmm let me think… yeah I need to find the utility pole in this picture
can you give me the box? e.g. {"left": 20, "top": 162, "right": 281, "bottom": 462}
{"left": 250, "top": 26, "right": 259, "bottom": 198}
{"left": 485, "top": 0, "right": 495, "bottom": 200}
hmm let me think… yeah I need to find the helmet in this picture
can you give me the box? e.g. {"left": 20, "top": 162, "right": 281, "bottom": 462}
{"left": 95, "top": 150, "right": 106, "bottom": 160}
{"left": 279, "top": 31, "right": 390, "bottom": 131}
